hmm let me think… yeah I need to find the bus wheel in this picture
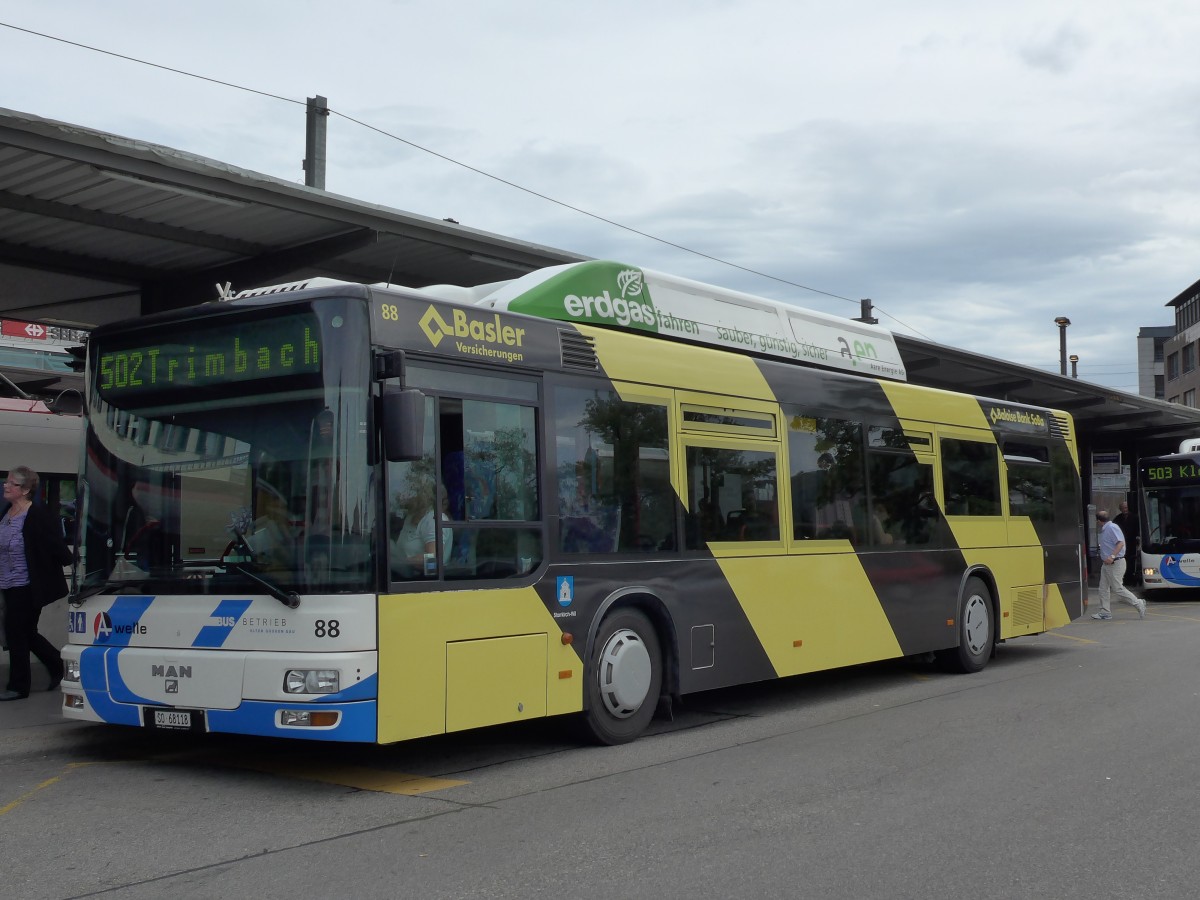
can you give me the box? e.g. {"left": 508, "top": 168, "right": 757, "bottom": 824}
{"left": 582, "top": 609, "right": 663, "bottom": 745}
{"left": 937, "top": 577, "right": 993, "bottom": 674}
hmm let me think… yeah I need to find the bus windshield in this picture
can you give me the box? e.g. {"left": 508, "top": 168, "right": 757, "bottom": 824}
{"left": 1142, "top": 485, "right": 1200, "bottom": 554}
{"left": 76, "top": 298, "right": 376, "bottom": 596}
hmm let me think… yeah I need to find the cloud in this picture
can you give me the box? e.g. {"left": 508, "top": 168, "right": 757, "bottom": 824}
{"left": 1017, "top": 23, "right": 1092, "bottom": 74}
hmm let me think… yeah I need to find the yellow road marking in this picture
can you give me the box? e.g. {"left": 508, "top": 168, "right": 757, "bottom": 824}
{"left": 231, "top": 759, "right": 468, "bottom": 795}
{"left": 1045, "top": 631, "right": 1099, "bottom": 644}
{"left": 145, "top": 746, "right": 469, "bottom": 796}
{"left": 0, "top": 775, "right": 62, "bottom": 817}
{"left": 0, "top": 762, "right": 105, "bottom": 817}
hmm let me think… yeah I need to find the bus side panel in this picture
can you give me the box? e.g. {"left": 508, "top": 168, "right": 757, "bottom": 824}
{"left": 376, "top": 587, "right": 582, "bottom": 744}
{"left": 714, "top": 553, "right": 905, "bottom": 676}
{"left": 878, "top": 382, "right": 1085, "bottom": 630}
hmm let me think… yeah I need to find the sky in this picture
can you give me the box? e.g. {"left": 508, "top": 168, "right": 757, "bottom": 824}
{"left": 3, "top": 1, "right": 1199, "bottom": 394}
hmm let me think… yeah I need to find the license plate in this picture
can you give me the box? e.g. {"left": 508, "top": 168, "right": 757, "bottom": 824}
{"left": 144, "top": 708, "right": 205, "bottom": 732}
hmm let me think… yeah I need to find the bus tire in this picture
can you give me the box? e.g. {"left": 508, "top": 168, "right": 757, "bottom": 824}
{"left": 937, "top": 576, "right": 993, "bottom": 674}
{"left": 582, "top": 608, "right": 663, "bottom": 745}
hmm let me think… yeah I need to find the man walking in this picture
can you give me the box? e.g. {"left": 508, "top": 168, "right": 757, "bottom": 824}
{"left": 1113, "top": 500, "right": 1141, "bottom": 587}
{"left": 1092, "top": 509, "right": 1146, "bottom": 620}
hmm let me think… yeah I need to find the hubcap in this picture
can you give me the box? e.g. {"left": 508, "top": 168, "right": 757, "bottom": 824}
{"left": 597, "top": 628, "right": 651, "bottom": 718}
{"left": 963, "top": 593, "right": 990, "bottom": 655}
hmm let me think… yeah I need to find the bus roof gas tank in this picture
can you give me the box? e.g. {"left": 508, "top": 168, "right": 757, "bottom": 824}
{"left": 463, "top": 260, "right": 907, "bottom": 382}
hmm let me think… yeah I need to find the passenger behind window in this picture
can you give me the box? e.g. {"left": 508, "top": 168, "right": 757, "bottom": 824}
{"left": 560, "top": 480, "right": 620, "bottom": 553}
{"left": 393, "top": 486, "right": 452, "bottom": 577}
{"left": 871, "top": 503, "right": 896, "bottom": 545}
{"left": 733, "top": 493, "right": 777, "bottom": 541}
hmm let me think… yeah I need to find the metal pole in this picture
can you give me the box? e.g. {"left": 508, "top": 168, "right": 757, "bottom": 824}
{"left": 1055, "top": 317, "right": 1071, "bottom": 376}
{"left": 304, "top": 95, "right": 329, "bottom": 189}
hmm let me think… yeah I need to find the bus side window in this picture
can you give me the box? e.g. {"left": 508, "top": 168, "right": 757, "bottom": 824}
{"left": 868, "top": 451, "right": 936, "bottom": 546}
{"left": 552, "top": 385, "right": 672, "bottom": 555}
{"left": 941, "top": 438, "right": 1001, "bottom": 516}
{"left": 449, "top": 392, "right": 541, "bottom": 579}
{"left": 786, "top": 414, "right": 865, "bottom": 544}
{"left": 684, "top": 445, "right": 779, "bottom": 548}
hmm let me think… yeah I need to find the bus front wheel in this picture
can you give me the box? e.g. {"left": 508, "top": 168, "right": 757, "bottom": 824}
{"left": 582, "top": 608, "right": 663, "bottom": 745}
{"left": 937, "top": 576, "right": 993, "bottom": 674}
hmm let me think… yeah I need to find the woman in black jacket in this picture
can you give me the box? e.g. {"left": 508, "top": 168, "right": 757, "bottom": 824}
{"left": 0, "top": 466, "right": 70, "bottom": 700}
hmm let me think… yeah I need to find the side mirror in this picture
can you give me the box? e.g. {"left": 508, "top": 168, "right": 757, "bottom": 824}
{"left": 47, "top": 389, "right": 84, "bottom": 416}
{"left": 382, "top": 388, "right": 425, "bottom": 462}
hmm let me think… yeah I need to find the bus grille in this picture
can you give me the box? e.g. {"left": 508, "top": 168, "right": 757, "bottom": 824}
{"left": 1048, "top": 414, "right": 1071, "bottom": 440}
{"left": 1013, "top": 587, "right": 1043, "bottom": 628}
{"left": 560, "top": 330, "right": 599, "bottom": 370}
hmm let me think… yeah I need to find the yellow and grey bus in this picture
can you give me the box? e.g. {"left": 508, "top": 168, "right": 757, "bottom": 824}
{"left": 62, "top": 260, "right": 1085, "bottom": 744}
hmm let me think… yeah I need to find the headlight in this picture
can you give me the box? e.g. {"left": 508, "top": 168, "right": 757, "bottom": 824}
{"left": 284, "top": 669, "right": 340, "bottom": 694}
{"left": 64, "top": 659, "right": 81, "bottom": 682}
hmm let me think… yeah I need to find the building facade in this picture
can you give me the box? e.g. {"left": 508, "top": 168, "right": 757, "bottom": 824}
{"left": 1139, "top": 325, "right": 1174, "bottom": 400}
{"left": 1164, "top": 277, "right": 1200, "bottom": 407}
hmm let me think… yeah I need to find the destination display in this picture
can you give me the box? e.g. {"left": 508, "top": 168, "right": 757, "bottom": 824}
{"left": 95, "top": 312, "right": 321, "bottom": 401}
{"left": 1142, "top": 459, "right": 1200, "bottom": 485}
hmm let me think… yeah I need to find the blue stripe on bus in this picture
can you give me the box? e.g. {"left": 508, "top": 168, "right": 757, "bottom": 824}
{"left": 83, "top": 683, "right": 142, "bottom": 727}
{"left": 1160, "top": 555, "right": 1200, "bottom": 586}
{"left": 80, "top": 644, "right": 158, "bottom": 707}
{"left": 104, "top": 647, "right": 158, "bottom": 705}
{"left": 82, "top": 693, "right": 376, "bottom": 741}
{"left": 79, "top": 645, "right": 109, "bottom": 690}
{"left": 192, "top": 599, "right": 254, "bottom": 648}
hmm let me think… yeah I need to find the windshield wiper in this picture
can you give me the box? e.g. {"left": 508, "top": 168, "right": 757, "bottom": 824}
{"left": 225, "top": 563, "right": 301, "bottom": 609}
{"left": 225, "top": 527, "right": 301, "bottom": 609}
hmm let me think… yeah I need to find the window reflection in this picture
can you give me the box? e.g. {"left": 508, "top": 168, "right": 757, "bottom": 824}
{"left": 942, "top": 438, "right": 1001, "bottom": 516}
{"left": 554, "top": 387, "right": 673, "bottom": 554}
{"left": 389, "top": 379, "right": 543, "bottom": 582}
{"left": 788, "top": 415, "right": 866, "bottom": 543}
{"left": 684, "top": 446, "right": 778, "bottom": 547}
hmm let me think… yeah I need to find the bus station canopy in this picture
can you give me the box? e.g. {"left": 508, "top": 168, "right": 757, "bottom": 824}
{"left": 2, "top": 105, "right": 1198, "bottom": 452}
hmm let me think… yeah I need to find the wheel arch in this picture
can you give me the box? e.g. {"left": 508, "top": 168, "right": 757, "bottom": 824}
{"left": 586, "top": 586, "right": 680, "bottom": 703}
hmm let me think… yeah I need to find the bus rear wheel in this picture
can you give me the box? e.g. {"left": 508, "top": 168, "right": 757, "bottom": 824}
{"left": 582, "top": 608, "right": 663, "bottom": 745}
{"left": 937, "top": 576, "right": 993, "bottom": 674}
